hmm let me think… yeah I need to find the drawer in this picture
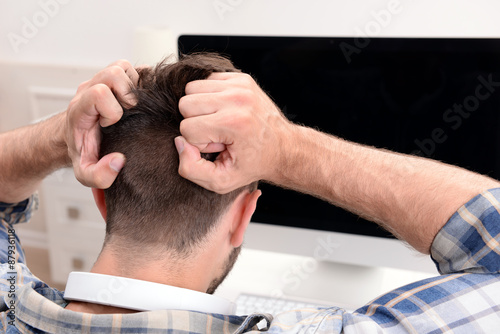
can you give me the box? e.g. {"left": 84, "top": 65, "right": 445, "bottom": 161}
{"left": 48, "top": 242, "right": 102, "bottom": 285}
{"left": 42, "top": 182, "right": 104, "bottom": 230}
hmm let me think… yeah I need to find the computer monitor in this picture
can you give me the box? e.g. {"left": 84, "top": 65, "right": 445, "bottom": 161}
{"left": 178, "top": 35, "right": 500, "bottom": 274}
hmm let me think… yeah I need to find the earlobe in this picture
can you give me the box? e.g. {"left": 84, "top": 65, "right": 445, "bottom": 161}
{"left": 91, "top": 188, "right": 107, "bottom": 222}
{"left": 231, "top": 190, "right": 262, "bottom": 248}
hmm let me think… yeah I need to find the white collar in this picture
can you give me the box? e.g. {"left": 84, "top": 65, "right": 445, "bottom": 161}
{"left": 64, "top": 272, "right": 235, "bottom": 315}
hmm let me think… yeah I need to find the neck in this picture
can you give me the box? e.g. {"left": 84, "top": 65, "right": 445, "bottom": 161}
{"left": 65, "top": 245, "right": 221, "bottom": 314}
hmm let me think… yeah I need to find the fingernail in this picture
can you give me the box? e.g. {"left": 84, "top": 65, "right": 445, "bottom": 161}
{"left": 110, "top": 155, "right": 125, "bottom": 173}
{"left": 175, "top": 137, "right": 185, "bottom": 154}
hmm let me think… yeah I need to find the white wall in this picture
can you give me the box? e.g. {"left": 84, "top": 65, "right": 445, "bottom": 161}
{"left": 1, "top": 0, "right": 500, "bottom": 68}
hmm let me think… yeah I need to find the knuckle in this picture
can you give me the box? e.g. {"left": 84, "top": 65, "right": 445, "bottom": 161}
{"left": 239, "top": 73, "right": 255, "bottom": 85}
{"left": 177, "top": 160, "right": 191, "bottom": 179}
{"left": 76, "top": 80, "right": 90, "bottom": 93}
{"left": 179, "top": 119, "right": 188, "bottom": 136}
{"left": 178, "top": 96, "right": 191, "bottom": 116}
{"left": 208, "top": 180, "right": 223, "bottom": 193}
{"left": 240, "top": 111, "right": 254, "bottom": 126}
{"left": 178, "top": 118, "right": 196, "bottom": 138}
{"left": 67, "top": 98, "right": 78, "bottom": 112}
{"left": 222, "top": 88, "right": 249, "bottom": 110}
{"left": 211, "top": 175, "right": 232, "bottom": 194}
{"left": 224, "top": 105, "right": 252, "bottom": 129}
{"left": 184, "top": 81, "right": 195, "bottom": 94}
{"left": 74, "top": 171, "right": 89, "bottom": 187}
{"left": 88, "top": 84, "right": 110, "bottom": 99}
{"left": 231, "top": 86, "right": 253, "bottom": 104}
{"left": 110, "top": 59, "right": 131, "bottom": 70}
{"left": 106, "top": 65, "right": 125, "bottom": 78}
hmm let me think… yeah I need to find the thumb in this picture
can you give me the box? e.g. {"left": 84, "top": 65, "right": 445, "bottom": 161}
{"left": 78, "top": 152, "right": 126, "bottom": 189}
{"left": 175, "top": 136, "right": 230, "bottom": 193}
{"left": 175, "top": 135, "right": 204, "bottom": 179}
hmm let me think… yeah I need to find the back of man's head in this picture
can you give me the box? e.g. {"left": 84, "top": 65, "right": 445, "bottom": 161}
{"left": 99, "top": 53, "right": 256, "bottom": 260}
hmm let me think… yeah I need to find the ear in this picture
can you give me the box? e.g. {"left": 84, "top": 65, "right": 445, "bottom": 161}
{"left": 91, "top": 188, "right": 107, "bottom": 221}
{"left": 230, "top": 189, "right": 262, "bottom": 248}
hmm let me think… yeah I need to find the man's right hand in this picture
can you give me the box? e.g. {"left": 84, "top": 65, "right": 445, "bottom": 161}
{"left": 66, "top": 60, "right": 139, "bottom": 189}
{"left": 177, "top": 72, "right": 291, "bottom": 193}
{"left": 177, "top": 70, "right": 500, "bottom": 254}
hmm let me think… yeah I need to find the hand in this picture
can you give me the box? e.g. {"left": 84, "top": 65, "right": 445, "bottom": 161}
{"left": 66, "top": 60, "right": 139, "bottom": 189}
{"left": 177, "top": 72, "right": 291, "bottom": 193}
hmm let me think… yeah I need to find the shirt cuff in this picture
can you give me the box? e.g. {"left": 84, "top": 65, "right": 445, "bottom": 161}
{"left": 431, "top": 188, "right": 500, "bottom": 275}
{"left": 0, "top": 193, "right": 39, "bottom": 226}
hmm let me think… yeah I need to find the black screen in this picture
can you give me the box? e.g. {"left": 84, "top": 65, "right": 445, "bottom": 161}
{"left": 178, "top": 35, "right": 500, "bottom": 239}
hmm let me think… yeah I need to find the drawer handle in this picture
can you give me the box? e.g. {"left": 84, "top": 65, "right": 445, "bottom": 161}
{"left": 72, "top": 257, "right": 85, "bottom": 271}
{"left": 67, "top": 207, "right": 80, "bottom": 220}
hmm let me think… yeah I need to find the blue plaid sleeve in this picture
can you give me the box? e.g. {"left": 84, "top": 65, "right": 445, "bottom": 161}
{"left": 345, "top": 189, "right": 500, "bottom": 333}
{"left": 431, "top": 188, "right": 500, "bottom": 275}
{"left": 0, "top": 195, "right": 38, "bottom": 266}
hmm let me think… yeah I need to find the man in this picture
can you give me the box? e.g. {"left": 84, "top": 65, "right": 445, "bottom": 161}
{"left": 1, "top": 56, "right": 500, "bottom": 333}
{"left": 65, "top": 53, "right": 260, "bottom": 314}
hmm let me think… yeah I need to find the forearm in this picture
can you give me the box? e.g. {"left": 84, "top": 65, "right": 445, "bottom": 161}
{"left": 0, "top": 112, "right": 70, "bottom": 203}
{"left": 275, "top": 125, "right": 500, "bottom": 253}
{"left": 177, "top": 71, "right": 500, "bottom": 250}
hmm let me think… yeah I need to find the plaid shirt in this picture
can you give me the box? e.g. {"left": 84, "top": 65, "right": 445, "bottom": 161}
{"left": 1, "top": 189, "right": 500, "bottom": 333}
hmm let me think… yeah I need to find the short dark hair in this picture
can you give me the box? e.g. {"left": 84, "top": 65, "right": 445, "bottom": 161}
{"left": 100, "top": 53, "right": 257, "bottom": 257}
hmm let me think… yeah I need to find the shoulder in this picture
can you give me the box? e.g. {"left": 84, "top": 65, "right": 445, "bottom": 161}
{"left": 0, "top": 263, "right": 64, "bottom": 307}
{"left": 350, "top": 272, "right": 500, "bottom": 332}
